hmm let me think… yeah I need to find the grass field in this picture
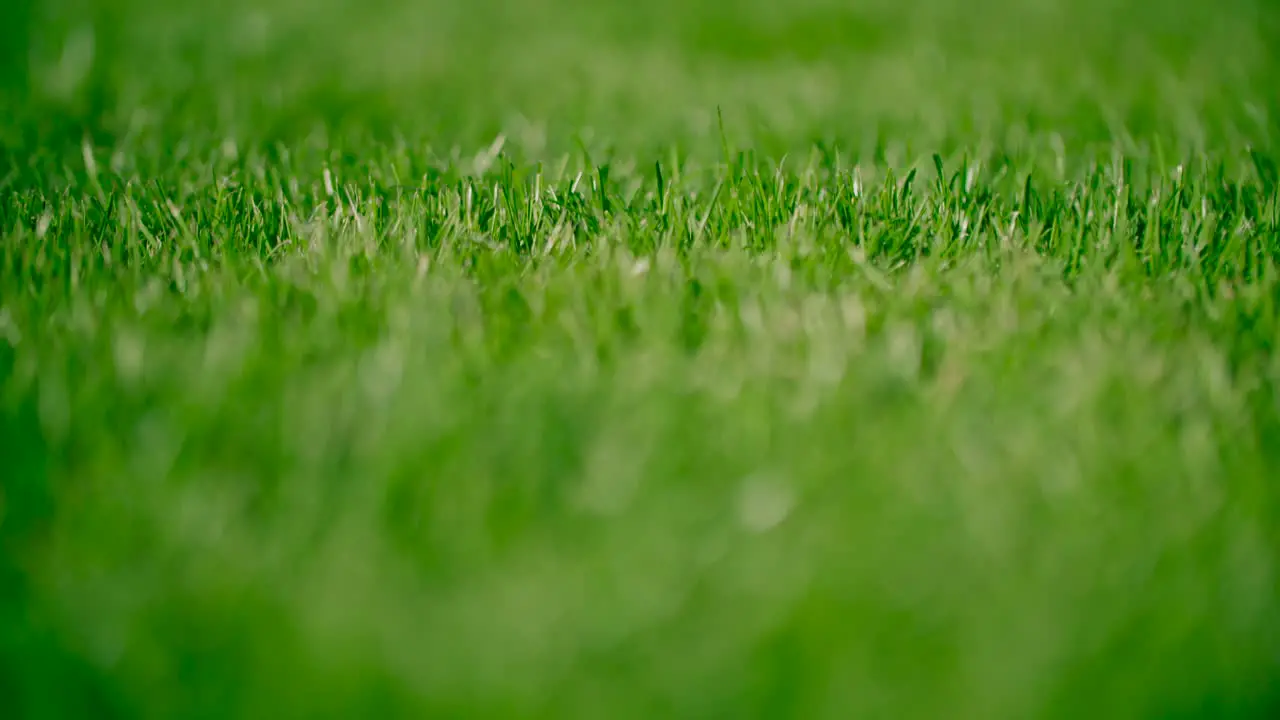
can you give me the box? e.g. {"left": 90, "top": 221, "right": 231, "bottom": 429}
{"left": 2, "top": 0, "right": 1280, "bottom": 717}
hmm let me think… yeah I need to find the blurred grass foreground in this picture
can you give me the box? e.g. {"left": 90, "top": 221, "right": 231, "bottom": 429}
{"left": 2, "top": 0, "right": 1280, "bottom": 718}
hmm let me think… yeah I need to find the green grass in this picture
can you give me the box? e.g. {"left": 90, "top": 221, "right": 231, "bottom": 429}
{"left": 3, "top": 0, "right": 1280, "bottom": 717}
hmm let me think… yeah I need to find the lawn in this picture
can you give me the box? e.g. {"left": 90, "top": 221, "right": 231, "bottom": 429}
{"left": 2, "top": 0, "right": 1279, "bottom": 717}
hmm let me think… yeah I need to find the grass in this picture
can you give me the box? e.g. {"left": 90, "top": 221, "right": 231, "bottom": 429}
{"left": 2, "top": 0, "right": 1280, "bottom": 717}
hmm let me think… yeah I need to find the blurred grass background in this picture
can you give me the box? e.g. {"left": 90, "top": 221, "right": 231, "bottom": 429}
{"left": 2, "top": 1, "right": 1280, "bottom": 718}
{"left": 3, "top": 0, "right": 1278, "bottom": 158}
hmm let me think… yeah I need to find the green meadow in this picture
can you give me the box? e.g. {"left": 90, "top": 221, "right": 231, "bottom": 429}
{"left": 2, "top": 0, "right": 1279, "bottom": 717}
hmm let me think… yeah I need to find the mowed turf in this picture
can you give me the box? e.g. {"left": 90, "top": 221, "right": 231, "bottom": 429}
{"left": 2, "top": 0, "right": 1280, "bottom": 717}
